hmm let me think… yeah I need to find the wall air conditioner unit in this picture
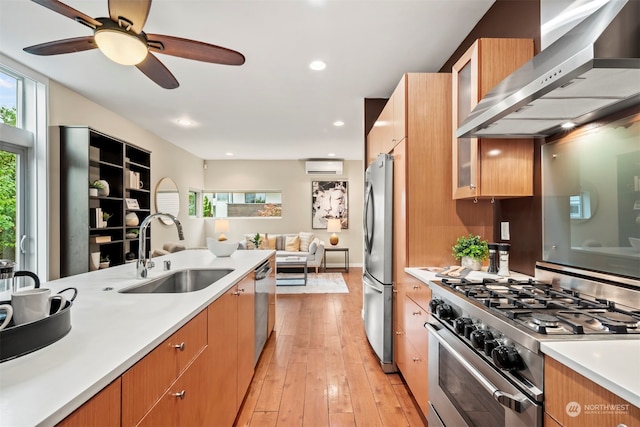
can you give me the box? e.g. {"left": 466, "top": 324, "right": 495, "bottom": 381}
{"left": 305, "top": 160, "right": 343, "bottom": 175}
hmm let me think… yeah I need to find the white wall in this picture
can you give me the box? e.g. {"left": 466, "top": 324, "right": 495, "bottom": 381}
{"left": 47, "top": 81, "right": 206, "bottom": 279}
{"left": 203, "top": 159, "right": 364, "bottom": 266}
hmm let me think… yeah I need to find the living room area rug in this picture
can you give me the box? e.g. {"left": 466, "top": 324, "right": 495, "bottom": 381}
{"left": 276, "top": 272, "right": 349, "bottom": 294}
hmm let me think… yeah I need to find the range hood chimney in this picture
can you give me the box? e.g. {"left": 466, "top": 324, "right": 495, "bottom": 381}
{"left": 457, "top": 0, "right": 640, "bottom": 139}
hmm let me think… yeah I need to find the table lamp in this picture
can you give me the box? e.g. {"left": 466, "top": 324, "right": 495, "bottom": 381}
{"left": 215, "top": 219, "right": 230, "bottom": 241}
{"left": 327, "top": 218, "right": 341, "bottom": 246}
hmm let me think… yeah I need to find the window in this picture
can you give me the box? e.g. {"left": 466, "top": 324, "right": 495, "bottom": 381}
{"left": 0, "top": 60, "right": 48, "bottom": 278}
{"left": 188, "top": 190, "right": 198, "bottom": 217}
{"left": 202, "top": 191, "right": 282, "bottom": 218}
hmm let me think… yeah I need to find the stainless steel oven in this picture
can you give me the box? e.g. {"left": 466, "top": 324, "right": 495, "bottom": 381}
{"left": 426, "top": 321, "right": 542, "bottom": 427}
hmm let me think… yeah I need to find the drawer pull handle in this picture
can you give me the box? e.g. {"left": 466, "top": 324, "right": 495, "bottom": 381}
{"left": 395, "top": 331, "right": 403, "bottom": 335}
{"left": 412, "top": 285, "right": 419, "bottom": 290}
{"left": 412, "top": 357, "right": 421, "bottom": 362}
{"left": 173, "top": 342, "right": 185, "bottom": 351}
{"left": 174, "top": 390, "right": 186, "bottom": 400}
{"left": 232, "top": 291, "right": 240, "bottom": 296}
{"left": 238, "top": 288, "right": 245, "bottom": 293}
{"left": 412, "top": 311, "right": 422, "bottom": 316}
{"left": 392, "top": 289, "right": 398, "bottom": 293}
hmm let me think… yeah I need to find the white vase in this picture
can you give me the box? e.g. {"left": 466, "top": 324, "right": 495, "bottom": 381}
{"left": 90, "top": 252, "right": 100, "bottom": 271}
{"left": 89, "top": 188, "right": 98, "bottom": 197}
{"left": 125, "top": 212, "right": 139, "bottom": 226}
{"left": 97, "top": 180, "right": 110, "bottom": 197}
{"left": 461, "top": 256, "right": 482, "bottom": 271}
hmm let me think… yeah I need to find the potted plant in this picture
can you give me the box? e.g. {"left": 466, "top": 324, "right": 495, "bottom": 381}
{"left": 126, "top": 228, "right": 139, "bottom": 239}
{"left": 89, "top": 180, "right": 104, "bottom": 197}
{"left": 250, "top": 232, "right": 262, "bottom": 249}
{"left": 99, "top": 254, "right": 110, "bottom": 269}
{"left": 452, "top": 234, "right": 489, "bottom": 270}
{"left": 102, "top": 212, "right": 112, "bottom": 228}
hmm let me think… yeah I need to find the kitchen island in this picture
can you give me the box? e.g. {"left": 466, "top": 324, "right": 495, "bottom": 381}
{"left": 0, "top": 249, "right": 274, "bottom": 427}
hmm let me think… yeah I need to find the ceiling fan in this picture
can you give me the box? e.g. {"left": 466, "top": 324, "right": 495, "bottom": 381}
{"left": 23, "top": 0, "right": 245, "bottom": 89}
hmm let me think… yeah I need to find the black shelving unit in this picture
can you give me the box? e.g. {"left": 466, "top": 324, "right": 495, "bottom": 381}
{"left": 60, "top": 126, "right": 151, "bottom": 277}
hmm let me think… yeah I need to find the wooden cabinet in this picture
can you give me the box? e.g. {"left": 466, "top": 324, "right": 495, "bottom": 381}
{"left": 366, "top": 76, "right": 407, "bottom": 166}
{"left": 394, "top": 280, "right": 430, "bottom": 415}
{"left": 452, "top": 38, "right": 534, "bottom": 200}
{"left": 207, "top": 274, "right": 256, "bottom": 424}
{"left": 544, "top": 356, "right": 640, "bottom": 427}
{"left": 59, "top": 126, "right": 151, "bottom": 277}
{"left": 57, "top": 379, "right": 121, "bottom": 427}
{"left": 121, "top": 310, "right": 207, "bottom": 427}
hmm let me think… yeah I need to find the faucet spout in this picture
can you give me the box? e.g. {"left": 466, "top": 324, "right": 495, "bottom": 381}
{"left": 137, "top": 212, "right": 184, "bottom": 279}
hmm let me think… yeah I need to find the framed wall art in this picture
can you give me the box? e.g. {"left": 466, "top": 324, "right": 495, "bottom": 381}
{"left": 312, "top": 180, "right": 348, "bottom": 229}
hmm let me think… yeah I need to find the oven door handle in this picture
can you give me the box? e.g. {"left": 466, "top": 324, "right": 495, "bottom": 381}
{"left": 425, "top": 323, "right": 530, "bottom": 413}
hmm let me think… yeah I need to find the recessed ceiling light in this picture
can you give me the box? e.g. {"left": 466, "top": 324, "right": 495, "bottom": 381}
{"left": 176, "top": 118, "right": 193, "bottom": 126}
{"left": 327, "top": 153, "right": 336, "bottom": 157}
{"left": 225, "top": 152, "right": 234, "bottom": 156}
{"left": 561, "top": 121, "right": 576, "bottom": 129}
{"left": 333, "top": 121, "right": 344, "bottom": 127}
{"left": 309, "top": 60, "right": 326, "bottom": 71}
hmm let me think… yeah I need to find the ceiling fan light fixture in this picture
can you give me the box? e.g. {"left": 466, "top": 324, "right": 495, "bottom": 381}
{"left": 94, "top": 28, "right": 148, "bottom": 65}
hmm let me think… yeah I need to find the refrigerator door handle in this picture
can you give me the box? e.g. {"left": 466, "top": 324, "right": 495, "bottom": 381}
{"left": 363, "top": 274, "right": 383, "bottom": 293}
{"left": 363, "top": 182, "right": 374, "bottom": 254}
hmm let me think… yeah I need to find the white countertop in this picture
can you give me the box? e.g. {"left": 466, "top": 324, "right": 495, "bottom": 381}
{"left": 540, "top": 340, "right": 640, "bottom": 407}
{"left": 406, "top": 266, "right": 640, "bottom": 408}
{"left": 0, "top": 249, "right": 273, "bottom": 427}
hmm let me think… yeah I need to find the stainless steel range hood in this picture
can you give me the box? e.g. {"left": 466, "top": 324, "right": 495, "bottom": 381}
{"left": 456, "top": 0, "right": 640, "bottom": 139}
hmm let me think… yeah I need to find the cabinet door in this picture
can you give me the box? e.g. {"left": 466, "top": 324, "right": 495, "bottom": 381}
{"left": 267, "top": 255, "right": 276, "bottom": 337}
{"left": 207, "top": 286, "right": 238, "bottom": 425}
{"left": 236, "top": 274, "right": 256, "bottom": 407}
{"left": 57, "top": 379, "right": 121, "bottom": 427}
{"left": 452, "top": 43, "right": 479, "bottom": 199}
{"left": 391, "top": 74, "right": 406, "bottom": 145}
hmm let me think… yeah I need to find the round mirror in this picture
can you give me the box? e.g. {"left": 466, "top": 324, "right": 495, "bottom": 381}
{"left": 155, "top": 177, "right": 180, "bottom": 225}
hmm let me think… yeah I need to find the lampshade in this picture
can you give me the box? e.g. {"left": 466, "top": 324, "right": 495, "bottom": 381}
{"left": 327, "top": 218, "right": 341, "bottom": 246}
{"left": 215, "top": 219, "right": 230, "bottom": 241}
{"left": 94, "top": 28, "right": 148, "bottom": 65}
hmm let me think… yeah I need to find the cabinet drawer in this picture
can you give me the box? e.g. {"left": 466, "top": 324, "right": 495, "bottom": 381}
{"left": 122, "top": 310, "right": 207, "bottom": 427}
{"left": 403, "top": 297, "right": 429, "bottom": 358}
{"left": 137, "top": 348, "right": 210, "bottom": 427}
{"left": 395, "top": 330, "right": 429, "bottom": 416}
{"left": 405, "top": 281, "right": 430, "bottom": 312}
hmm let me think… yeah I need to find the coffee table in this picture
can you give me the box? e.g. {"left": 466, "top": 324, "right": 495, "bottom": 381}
{"left": 275, "top": 256, "right": 308, "bottom": 286}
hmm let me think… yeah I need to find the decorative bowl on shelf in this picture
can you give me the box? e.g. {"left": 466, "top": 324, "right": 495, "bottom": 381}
{"left": 206, "top": 237, "right": 238, "bottom": 257}
{"left": 629, "top": 237, "right": 640, "bottom": 252}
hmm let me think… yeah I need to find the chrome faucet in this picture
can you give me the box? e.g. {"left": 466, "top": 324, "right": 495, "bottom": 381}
{"left": 137, "top": 212, "right": 185, "bottom": 279}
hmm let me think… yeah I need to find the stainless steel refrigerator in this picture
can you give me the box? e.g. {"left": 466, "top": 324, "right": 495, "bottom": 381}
{"left": 363, "top": 153, "right": 394, "bottom": 372}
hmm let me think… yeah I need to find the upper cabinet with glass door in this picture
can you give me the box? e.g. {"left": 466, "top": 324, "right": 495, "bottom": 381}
{"left": 452, "top": 38, "right": 535, "bottom": 200}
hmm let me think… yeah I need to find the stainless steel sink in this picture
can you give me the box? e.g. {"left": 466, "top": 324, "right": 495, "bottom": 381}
{"left": 119, "top": 268, "right": 234, "bottom": 294}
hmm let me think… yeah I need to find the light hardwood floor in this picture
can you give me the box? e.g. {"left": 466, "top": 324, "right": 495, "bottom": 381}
{"left": 235, "top": 267, "right": 427, "bottom": 427}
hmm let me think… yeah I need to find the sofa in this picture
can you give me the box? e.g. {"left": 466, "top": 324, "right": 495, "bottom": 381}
{"left": 239, "top": 232, "right": 325, "bottom": 273}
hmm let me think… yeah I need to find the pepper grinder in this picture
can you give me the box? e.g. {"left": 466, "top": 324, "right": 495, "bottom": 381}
{"left": 497, "top": 243, "right": 511, "bottom": 277}
{"left": 487, "top": 243, "right": 499, "bottom": 274}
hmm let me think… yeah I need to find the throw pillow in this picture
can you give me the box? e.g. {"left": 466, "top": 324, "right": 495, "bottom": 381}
{"left": 308, "top": 241, "right": 318, "bottom": 254}
{"left": 285, "top": 235, "right": 300, "bottom": 251}
{"left": 265, "top": 234, "right": 277, "bottom": 249}
{"left": 298, "top": 232, "right": 314, "bottom": 252}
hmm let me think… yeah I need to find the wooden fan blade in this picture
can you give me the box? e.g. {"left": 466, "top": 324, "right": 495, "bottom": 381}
{"left": 108, "top": 0, "right": 151, "bottom": 34}
{"left": 136, "top": 53, "right": 179, "bottom": 89}
{"left": 146, "top": 34, "right": 245, "bottom": 65}
{"left": 31, "top": 0, "right": 101, "bottom": 28}
{"left": 24, "top": 36, "right": 97, "bottom": 55}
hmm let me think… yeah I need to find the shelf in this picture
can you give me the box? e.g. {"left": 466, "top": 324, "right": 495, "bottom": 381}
{"left": 60, "top": 126, "right": 151, "bottom": 278}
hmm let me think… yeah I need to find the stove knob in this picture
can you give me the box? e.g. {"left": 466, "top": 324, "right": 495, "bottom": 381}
{"left": 484, "top": 339, "right": 498, "bottom": 356}
{"left": 453, "top": 317, "right": 472, "bottom": 335}
{"left": 464, "top": 323, "right": 477, "bottom": 339}
{"left": 429, "top": 299, "right": 443, "bottom": 313}
{"left": 470, "top": 330, "right": 494, "bottom": 349}
{"left": 435, "top": 303, "right": 454, "bottom": 320}
{"left": 492, "top": 345, "right": 525, "bottom": 371}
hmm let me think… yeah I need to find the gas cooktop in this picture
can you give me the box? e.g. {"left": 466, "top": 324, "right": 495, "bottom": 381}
{"left": 436, "top": 277, "right": 640, "bottom": 336}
